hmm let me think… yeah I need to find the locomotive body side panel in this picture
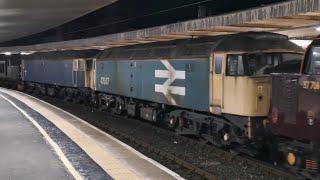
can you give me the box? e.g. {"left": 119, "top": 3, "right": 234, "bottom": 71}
{"left": 96, "top": 59, "right": 210, "bottom": 111}
{"left": 22, "top": 59, "right": 86, "bottom": 88}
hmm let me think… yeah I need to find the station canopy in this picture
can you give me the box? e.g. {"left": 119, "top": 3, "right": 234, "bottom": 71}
{"left": 0, "top": 0, "right": 117, "bottom": 42}
{"left": 0, "top": 0, "right": 319, "bottom": 53}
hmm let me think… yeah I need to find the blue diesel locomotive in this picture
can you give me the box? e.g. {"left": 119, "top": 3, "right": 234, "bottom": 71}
{"left": 19, "top": 32, "right": 303, "bottom": 154}
{"left": 22, "top": 50, "right": 98, "bottom": 99}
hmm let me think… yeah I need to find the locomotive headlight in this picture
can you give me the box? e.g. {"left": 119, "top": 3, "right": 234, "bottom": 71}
{"left": 307, "top": 118, "right": 315, "bottom": 126}
{"left": 4, "top": 52, "right": 11, "bottom": 56}
{"left": 223, "top": 133, "right": 230, "bottom": 142}
{"left": 152, "top": 112, "right": 157, "bottom": 121}
{"left": 307, "top": 111, "right": 315, "bottom": 126}
{"left": 287, "top": 152, "right": 296, "bottom": 166}
{"left": 170, "top": 118, "right": 174, "bottom": 125}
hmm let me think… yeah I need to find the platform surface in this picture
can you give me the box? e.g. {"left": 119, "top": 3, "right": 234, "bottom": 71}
{"left": 0, "top": 88, "right": 183, "bottom": 180}
{"left": 0, "top": 95, "right": 73, "bottom": 180}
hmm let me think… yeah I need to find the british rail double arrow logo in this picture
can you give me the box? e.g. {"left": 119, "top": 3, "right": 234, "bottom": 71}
{"left": 154, "top": 60, "right": 186, "bottom": 105}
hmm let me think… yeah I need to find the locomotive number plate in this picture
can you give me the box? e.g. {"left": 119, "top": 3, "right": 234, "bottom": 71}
{"left": 302, "top": 81, "right": 320, "bottom": 91}
{"left": 100, "top": 77, "right": 110, "bottom": 85}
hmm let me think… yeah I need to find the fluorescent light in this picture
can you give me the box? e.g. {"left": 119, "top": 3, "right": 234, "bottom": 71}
{"left": 4, "top": 52, "right": 11, "bottom": 56}
{"left": 290, "top": 40, "right": 312, "bottom": 49}
{"left": 316, "top": 26, "right": 320, "bottom": 32}
{"left": 20, "top": 52, "right": 33, "bottom": 55}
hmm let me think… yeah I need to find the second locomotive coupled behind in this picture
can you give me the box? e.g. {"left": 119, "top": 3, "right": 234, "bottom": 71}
{"left": 18, "top": 32, "right": 303, "bottom": 155}
{"left": 270, "top": 36, "right": 320, "bottom": 178}
{"left": 0, "top": 54, "right": 21, "bottom": 88}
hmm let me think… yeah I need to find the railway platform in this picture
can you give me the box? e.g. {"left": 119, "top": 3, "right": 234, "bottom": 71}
{"left": 0, "top": 92, "right": 73, "bottom": 180}
{"left": 0, "top": 88, "right": 183, "bottom": 180}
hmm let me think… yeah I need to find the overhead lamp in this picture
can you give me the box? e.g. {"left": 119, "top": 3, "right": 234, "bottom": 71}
{"left": 20, "top": 52, "right": 33, "bottom": 55}
{"left": 290, "top": 40, "right": 312, "bottom": 49}
{"left": 4, "top": 52, "right": 11, "bottom": 56}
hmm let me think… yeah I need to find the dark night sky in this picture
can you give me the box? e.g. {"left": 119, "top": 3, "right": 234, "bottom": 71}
{"left": 1, "top": 0, "right": 285, "bottom": 46}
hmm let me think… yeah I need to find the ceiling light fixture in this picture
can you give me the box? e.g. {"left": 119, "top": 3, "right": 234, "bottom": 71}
{"left": 290, "top": 40, "right": 312, "bottom": 49}
{"left": 4, "top": 52, "right": 11, "bottom": 56}
{"left": 20, "top": 52, "right": 33, "bottom": 55}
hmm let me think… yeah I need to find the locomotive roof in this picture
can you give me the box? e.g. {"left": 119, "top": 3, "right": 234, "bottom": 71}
{"left": 22, "top": 32, "right": 303, "bottom": 61}
{"left": 22, "top": 50, "right": 99, "bottom": 61}
{"left": 98, "top": 32, "right": 303, "bottom": 60}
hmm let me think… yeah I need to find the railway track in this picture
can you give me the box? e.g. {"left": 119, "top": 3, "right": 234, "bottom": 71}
{"left": 106, "top": 123, "right": 216, "bottom": 180}
{"left": 104, "top": 114, "right": 296, "bottom": 180}
{"left": 5, "top": 89, "right": 299, "bottom": 180}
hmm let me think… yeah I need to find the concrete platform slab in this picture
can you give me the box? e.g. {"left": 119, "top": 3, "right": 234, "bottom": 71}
{"left": 0, "top": 95, "right": 73, "bottom": 180}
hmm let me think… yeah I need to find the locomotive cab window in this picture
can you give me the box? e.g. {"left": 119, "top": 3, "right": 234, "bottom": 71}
{"left": 86, "top": 59, "right": 93, "bottom": 71}
{"left": 306, "top": 46, "right": 320, "bottom": 75}
{"left": 214, "top": 56, "right": 223, "bottom": 74}
{"left": 226, "top": 53, "right": 302, "bottom": 76}
{"left": 227, "top": 55, "right": 244, "bottom": 76}
{"left": 246, "top": 53, "right": 302, "bottom": 76}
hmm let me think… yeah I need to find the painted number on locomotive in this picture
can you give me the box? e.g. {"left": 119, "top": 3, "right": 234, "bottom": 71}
{"left": 100, "top": 77, "right": 110, "bottom": 85}
{"left": 303, "top": 80, "right": 320, "bottom": 91}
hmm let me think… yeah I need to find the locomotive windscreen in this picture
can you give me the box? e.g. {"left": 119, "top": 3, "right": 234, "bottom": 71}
{"left": 226, "top": 52, "right": 302, "bottom": 76}
{"left": 305, "top": 46, "right": 320, "bottom": 75}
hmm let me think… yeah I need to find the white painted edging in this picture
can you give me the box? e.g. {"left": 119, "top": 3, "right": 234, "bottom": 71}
{"left": 0, "top": 94, "right": 83, "bottom": 180}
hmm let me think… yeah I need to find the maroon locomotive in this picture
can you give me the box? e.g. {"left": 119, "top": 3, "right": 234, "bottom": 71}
{"left": 270, "top": 36, "right": 320, "bottom": 178}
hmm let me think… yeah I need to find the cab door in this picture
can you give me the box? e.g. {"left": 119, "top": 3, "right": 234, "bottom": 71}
{"left": 211, "top": 53, "right": 225, "bottom": 114}
{"left": 85, "top": 59, "right": 96, "bottom": 89}
{"left": 0, "top": 61, "right": 6, "bottom": 77}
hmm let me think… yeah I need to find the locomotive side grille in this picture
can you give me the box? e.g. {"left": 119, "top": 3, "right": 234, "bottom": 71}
{"left": 272, "top": 74, "right": 299, "bottom": 124}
